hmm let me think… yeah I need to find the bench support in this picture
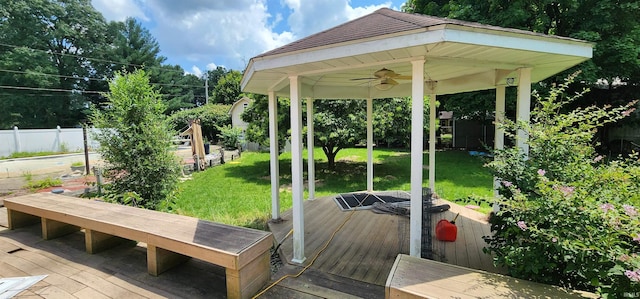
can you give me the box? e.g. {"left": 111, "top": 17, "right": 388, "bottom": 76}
{"left": 7, "top": 209, "right": 40, "bottom": 229}
{"left": 85, "top": 229, "right": 131, "bottom": 254}
{"left": 147, "top": 245, "right": 191, "bottom": 276}
{"left": 42, "top": 218, "right": 80, "bottom": 239}
{"left": 226, "top": 250, "right": 271, "bottom": 299}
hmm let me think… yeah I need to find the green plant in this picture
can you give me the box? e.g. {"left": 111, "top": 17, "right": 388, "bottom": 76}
{"left": 90, "top": 70, "right": 181, "bottom": 210}
{"left": 217, "top": 124, "right": 243, "bottom": 149}
{"left": 485, "top": 73, "right": 640, "bottom": 297}
{"left": 59, "top": 142, "right": 69, "bottom": 153}
{"left": 22, "top": 171, "right": 33, "bottom": 182}
{"left": 25, "top": 177, "right": 63, "bottom": 191}
{"left": 167, "top": 104, "right": 231, "bottom": 143}
{"left": 71, "top": 161, "right": 84, "bottom": 167}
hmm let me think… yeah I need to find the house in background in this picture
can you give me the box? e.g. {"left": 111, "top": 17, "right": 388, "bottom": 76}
{"left": 229, "top": 97, "right": 251, "bottom": 131}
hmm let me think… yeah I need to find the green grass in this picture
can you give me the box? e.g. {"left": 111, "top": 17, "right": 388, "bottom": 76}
{"left": 174, "top": 148, "right": 494, "bottom": 229}
{"left": 1, "top": 151, "right": 71, "bottom": 160}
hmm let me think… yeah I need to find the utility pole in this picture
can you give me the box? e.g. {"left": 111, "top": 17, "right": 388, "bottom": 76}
{"left": 205, "top": 77, "right": 209, "bottom": 105}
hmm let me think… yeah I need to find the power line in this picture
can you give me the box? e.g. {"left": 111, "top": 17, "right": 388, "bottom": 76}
{"left": 0, "top": 86, "right": 205, "bottom": 98}
{"left": 0, "top": 85, "right": 103, "bottom": 94}
{"left": 0, "top": 68, "right": 207, "bottom": 89}
{"left": 0, "top": 42, "right": 209, "bottom": 77}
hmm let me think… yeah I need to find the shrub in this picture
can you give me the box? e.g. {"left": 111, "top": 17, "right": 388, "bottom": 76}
{"left": 167, "top": 104, "right": 231, "bottom": 143}
{"left": 485, "top": 73, "right": 640, "bottom": 297}
{"left": 90, "top": 70, "right": 181, "bottom": 210}
{"left": 217, "top": 124, "right": 243, "bottom": 149}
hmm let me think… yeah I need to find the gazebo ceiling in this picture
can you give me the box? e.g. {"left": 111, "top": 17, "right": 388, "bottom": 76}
{"left": 241, "top": 8, "right": 593, "bottom": 99}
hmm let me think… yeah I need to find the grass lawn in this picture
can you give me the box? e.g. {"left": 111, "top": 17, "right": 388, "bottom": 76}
{"left": 174, "top": 148, "right": 494, "bottom": 229}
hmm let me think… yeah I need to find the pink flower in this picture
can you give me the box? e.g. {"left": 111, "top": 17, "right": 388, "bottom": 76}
{"left": 551, "top": 237, "right": 558, "bottom": 243}
{"left": 619, "top": 254, "right": 631, "bottom": 262}
{"left": 634, "top": 234, "right": 640, "bottom": 244}
{"left": 625, "top": 270, "right": 640, "bottom": 282}
{"left": 622, "top": 108, "right": 635, "bottom": 117}
{"left": 593, "top": 155, "right": 603, "bottom": 163}
{"left": 502, "top": 181, "right": 513, "bottom": 187}
{"left": 537, "top": 169, "right": 546, "bottom": 176}
{"left": 517, "top": 221, "right": 528, "bottom": 231}
{"left": 600, "top": 203, "right": 615, "bottom": 213}
{"left": 623, "top": 204, "right": 637, "bottom": 217}
{"left": 553, "top": 185, "right": 575, "bottom": 197}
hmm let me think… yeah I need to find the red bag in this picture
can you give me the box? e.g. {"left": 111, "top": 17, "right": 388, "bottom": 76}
{"left": 435, "top": 218, "right": 458, "bottom": 242}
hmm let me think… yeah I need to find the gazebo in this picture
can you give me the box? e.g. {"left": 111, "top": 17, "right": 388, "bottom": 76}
{"left": 241, "top": 8, "right": 593, "bottom": 263}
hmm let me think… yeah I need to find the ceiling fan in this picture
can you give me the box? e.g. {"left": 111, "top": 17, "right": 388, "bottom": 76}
{"left": 351, "top": 68, "right": 412, "bottom": 90}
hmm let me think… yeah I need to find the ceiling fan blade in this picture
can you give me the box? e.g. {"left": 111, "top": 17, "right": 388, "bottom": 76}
{"left": 350, "top": 77, "right": 378, "bottom": 81}
{"left": 394, "top": 75, "right": 412, "bottom": 80}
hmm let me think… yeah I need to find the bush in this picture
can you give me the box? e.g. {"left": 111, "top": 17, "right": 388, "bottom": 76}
{"left": 167, "top": 104, "right": 231, "bottom": 143}
{"left": 485, "top": 73, "right": 640, "bottom": 297}
{"left": 217, "top": 124, "right": 243, "bottom": 149}
{"left": 90, "top": 70, "right": 181, "bottom": 210}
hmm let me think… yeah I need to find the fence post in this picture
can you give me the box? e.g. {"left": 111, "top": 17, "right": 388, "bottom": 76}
{"left": 55, "top": 125, "right": 62, "bottom": 152}
{"left": 13, "top": 126, "right": 20, "bottom": 153}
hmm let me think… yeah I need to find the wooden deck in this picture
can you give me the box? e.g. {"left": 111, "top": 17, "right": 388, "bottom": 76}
{"left": 268, "top": 194, "right": 503, "bottom": 290}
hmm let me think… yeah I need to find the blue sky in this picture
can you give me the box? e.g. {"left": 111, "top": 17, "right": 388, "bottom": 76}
{"left": 91, "top": 0, "right": 407, "bottom": 76}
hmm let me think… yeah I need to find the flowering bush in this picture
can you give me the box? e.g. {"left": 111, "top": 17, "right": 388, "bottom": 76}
{"left": 485, "top": 73, "right": 640, "bottom": 297}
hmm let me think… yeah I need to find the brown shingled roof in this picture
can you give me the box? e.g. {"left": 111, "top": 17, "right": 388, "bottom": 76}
{"left": 256, "top": 8, "right": 567, "bottom": 58}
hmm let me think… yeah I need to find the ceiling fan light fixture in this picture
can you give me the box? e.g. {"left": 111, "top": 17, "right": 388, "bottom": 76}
{"left": 375, "top": 82, "right": 395, "bottom": 91}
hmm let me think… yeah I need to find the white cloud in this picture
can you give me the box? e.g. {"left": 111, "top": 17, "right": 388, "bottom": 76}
{"left": 91, "top": 0, "right": 148, "bottom": 22}
{"left": 143, "top": 0, "right": 295, "bottom": 70}
{"left": 190, "top": 66, "right": 203, "bottom": 77}
{"left": 91, "top": 0, "right": 399, "bottom": 72}
{"left": 206, "top": 63, "right": 218, "bottom": 70}
{"left": 284, "top": 0, "right": 392, "bottom": 38}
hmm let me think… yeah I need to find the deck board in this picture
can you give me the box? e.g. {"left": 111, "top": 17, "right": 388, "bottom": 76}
{"left": 269, "top": 194, "right": 502, "bottom": 288}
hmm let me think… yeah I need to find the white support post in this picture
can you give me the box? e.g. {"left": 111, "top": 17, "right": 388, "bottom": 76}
{"left": 306, "top": 98, "right": 315, "bottom": 200}
{"left": 290, "top": 76, "right": 306, "bottom": 264}
{"left": 55, "top": 125, "right": 61, "bottom": 152}
{"left": 516, "top": 68, "right": 532, "bottom": 157}
{"left": 493, "top": 85, "right": 506, "bottom": 209}
{"left": 410, "top": 59, "right": 425, "bottom": 257}
{"left": 268, "top": 91, "right": 280, "bottom": 220}
{"left": 428, "top": 93, "right": 436, "bottom": 191}
{"left": 13, "top": 126, "right": 20, "bottom": 153}
{"left": 366, "top": 97, "right": 374, "bottom": 192}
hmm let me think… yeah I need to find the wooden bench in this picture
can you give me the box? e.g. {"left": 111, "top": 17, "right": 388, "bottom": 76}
{"left": 4, "top": 193, "right": 274, "bottom": 299}
{"left": 385, "top": 254, "right": 597, "bottom": 298}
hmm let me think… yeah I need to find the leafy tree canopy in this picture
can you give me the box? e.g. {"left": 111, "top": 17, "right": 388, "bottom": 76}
{"left": 90, "top": 70, "right": 181, "bottom": 210}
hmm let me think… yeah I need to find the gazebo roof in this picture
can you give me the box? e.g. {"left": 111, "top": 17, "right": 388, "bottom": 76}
{"left": 241, "top": 8, "right": 593, "bottom": 98}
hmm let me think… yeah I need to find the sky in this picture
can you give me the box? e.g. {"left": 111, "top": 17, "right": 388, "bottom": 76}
{"left": 90, "top": 0, "right": 407, "bottom": 77}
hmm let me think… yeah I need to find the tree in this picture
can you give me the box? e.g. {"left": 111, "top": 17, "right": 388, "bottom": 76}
{"left": 241, "top": 94, "right": 290, "bottom": 152}
{"left": 312, "top": 100, "right": 366, "bottom": 169}
{"left": 167, "top": 103, "right": 231, "bottom": 142}
{"left": 212, "top": 70, "right": 242, "bottom": 104}
{"left": 110, "top": 17, "right": 166, "bottom": 74}
{"left": 403, "top": 0, "right": 640, "bottom": 124}
{"left": 90, "top": 70, "right": 181, "bottom": 210}
{"left": 0, "top": 0, "right": 111, "bottom": 128}
{"left": 154, "top": 64, "right": 202, "bottom": 113}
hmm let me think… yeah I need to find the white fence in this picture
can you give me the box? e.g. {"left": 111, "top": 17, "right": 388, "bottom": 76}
{"left": 0, "top": 126, "right": 101, "bottom": 157}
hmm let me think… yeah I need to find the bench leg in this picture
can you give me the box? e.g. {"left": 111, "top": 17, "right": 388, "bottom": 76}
{"left": 85, "top": 229, "right": 131, "bottom": 254}
{"left": 226, "top": 250, "right": 271, "bottom": 299}
{"left": 42, "top": 218, "right": 80, "bottom": 240}
{"left": 7, "top": 209, "right": 40, "bottom": 229}
{"left": 147, "top": 245, "right": 190, "bottom": 276}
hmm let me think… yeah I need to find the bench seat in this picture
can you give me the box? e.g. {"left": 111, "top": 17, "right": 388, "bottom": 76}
{"left": 385, "top": 254, "right": 597, "bottom": 298}
{"left": 4, "top": 193, "right": 273, "bottom": 299}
